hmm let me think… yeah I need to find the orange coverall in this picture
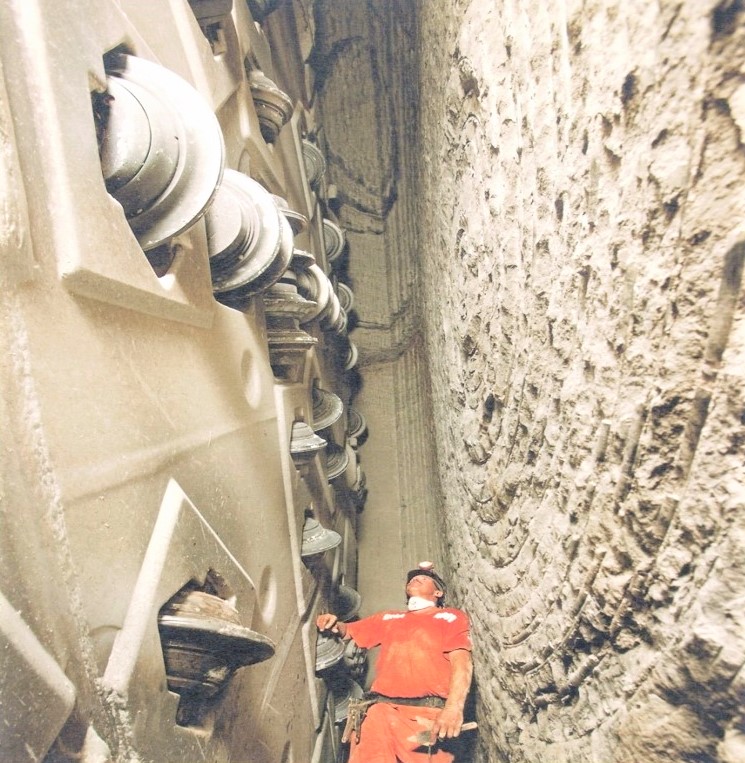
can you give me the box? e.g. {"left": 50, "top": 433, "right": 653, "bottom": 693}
{"left": 344, "top": 607, "right": 472, "bottom": 763}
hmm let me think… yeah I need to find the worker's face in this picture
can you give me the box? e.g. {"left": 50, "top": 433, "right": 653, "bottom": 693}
{"left": 405, "top": 574, "right": 443, "bottom": 602}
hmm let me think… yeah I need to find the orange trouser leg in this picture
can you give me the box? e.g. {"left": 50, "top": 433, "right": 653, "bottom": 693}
{"left": 349, "top": 704, "right": 455, "bottom": 763}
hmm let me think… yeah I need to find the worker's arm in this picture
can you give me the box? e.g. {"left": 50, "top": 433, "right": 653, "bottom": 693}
{"left": 316, "top": 612, "right": 350, "bottom": 639}
{"left": 431, "top": 649, "right": 473, "bottom": 740}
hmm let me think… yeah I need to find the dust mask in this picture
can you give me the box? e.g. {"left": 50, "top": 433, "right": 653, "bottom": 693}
{"left": 407, "top": 596, "right": 436, "bottom": 612}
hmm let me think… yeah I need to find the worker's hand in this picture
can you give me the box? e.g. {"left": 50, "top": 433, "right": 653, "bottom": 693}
{"left": 430, "top": 705, "right": 464, "bottom": 742}
{"left": 316, "top": 613, "right": 342, "bottom": 634}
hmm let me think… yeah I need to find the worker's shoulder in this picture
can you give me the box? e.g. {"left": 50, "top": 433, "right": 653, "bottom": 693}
{"left": 431, "top": 606, "right": 469, "bottom": 623}
{"left": 378, "top": 608, "right": 407, "bottom": 620}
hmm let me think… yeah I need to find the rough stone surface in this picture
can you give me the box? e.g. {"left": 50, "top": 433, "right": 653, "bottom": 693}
{"left": 416, "top": 1, "right": 745, "bottom": 760}
{"left": 318, "top": 0, "right": 745, "bottom": 760}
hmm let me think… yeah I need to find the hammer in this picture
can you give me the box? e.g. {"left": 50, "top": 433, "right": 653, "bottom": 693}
{"left": 407, "top": 717, "right": 478, "bottom": 746}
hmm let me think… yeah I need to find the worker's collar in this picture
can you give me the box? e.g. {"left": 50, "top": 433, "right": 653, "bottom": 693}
{"left": 407, "top": 596, "right": 437, "bottom": 612}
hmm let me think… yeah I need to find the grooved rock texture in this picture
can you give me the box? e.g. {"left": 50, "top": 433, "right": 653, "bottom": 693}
{"left": 417, "top": 1, "right": 745, "bottom": 761}
{"left": 316, "top": 0, "right": 745, "bottom": 760}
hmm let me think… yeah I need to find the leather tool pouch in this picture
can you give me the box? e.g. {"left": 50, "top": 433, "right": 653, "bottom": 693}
{"left": 341, "top": 698, "right": 376, "bottom": 745}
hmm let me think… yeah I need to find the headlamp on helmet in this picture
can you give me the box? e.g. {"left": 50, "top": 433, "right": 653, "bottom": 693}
{"left": 406, "top": 561, "right": 447, "bottom": 604}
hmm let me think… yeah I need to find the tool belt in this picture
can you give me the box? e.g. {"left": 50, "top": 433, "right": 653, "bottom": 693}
{"left": 340, "top": 693, "right": 446, "bottom": 745}
{"left": 366, "top": 692, "right": 446, "bottom": 708}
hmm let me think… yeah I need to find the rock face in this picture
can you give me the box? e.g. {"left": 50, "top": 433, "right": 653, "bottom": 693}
{"left": 317, "top": 0, "right": 745, "bottom": 761}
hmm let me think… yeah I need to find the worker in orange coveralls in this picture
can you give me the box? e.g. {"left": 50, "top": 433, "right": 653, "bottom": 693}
{"left": 316, "top": 562, "right": 473, "bottom": 762}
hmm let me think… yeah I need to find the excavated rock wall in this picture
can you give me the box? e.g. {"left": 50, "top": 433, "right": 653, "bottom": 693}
{"left": 416, "top": 1, "right": 745, "bottom": 761}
